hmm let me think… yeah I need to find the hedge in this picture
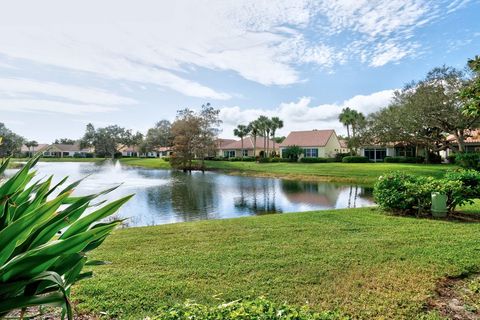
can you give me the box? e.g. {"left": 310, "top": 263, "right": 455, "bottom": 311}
{"left": 300, "top": 157, "right": 332, "bottom": 163}
{"left": 342, "top": 156, "right": 369, "bottom": 163}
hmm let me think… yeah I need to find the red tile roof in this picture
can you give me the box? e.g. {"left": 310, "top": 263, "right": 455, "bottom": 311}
{"left": 221, "top": 136, "right": 276, "bottom": 150}
{"left": 447, "top": 129, "right": 480, "bottom": 144}
{"left": 280, "top": 130, "right": 335, "bottom": 147}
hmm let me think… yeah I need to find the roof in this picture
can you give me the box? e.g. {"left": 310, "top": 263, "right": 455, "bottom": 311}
{"left": 280, "top": 130, "right": 335, "bottom": 147}
{"left": 20, "top": 143, "right": 49, "bottom": 152}
{"left": 447, "top": 129, "right": 480, "bottom": 144}
{"left": 215, "top": 139, "right": 236, "bottom": 149}
{"left": 220, "top": 136, "right": 276, "bottom": 150}
{"left": 50, "top": 143, "right": 85, "bottom": 152}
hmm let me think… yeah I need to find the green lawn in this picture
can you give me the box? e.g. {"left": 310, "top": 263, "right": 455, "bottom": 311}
{"left": 118, "top": 158, "right": 456, "bottom": 185}
{"left": 12, "top": 157, "right": 456, "bottom": 185}
{"left": 74, "top": 207, "right": 480, "bottom": 319}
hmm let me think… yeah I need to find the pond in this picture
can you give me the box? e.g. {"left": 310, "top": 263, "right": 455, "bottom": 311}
{"left": 6, "top": 161, "right": 375, "bottom": 227}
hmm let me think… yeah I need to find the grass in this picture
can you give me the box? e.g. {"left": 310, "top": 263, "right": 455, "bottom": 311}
{"left": 74, "top": 207, "right": 480, "bottom": 319}
{"left": 12, "top": 157, "right": 456, "bottom": 185}
{"left": 118, "top": 158, "right": 456, "bottom": 185}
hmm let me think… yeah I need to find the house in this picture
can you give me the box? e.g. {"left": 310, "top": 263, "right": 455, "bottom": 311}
{"left": 279, "top": 130, "right": 342, "bottom": 158}
{"left": 20, "top": 144, "right": 50, "bottom": 157}
{"left": 445, "top": 129, "right": 480, "bottom": 155}
{"left": 358, "top": 143, "right": 418, "bottom": 162}
{"left": 338, "top": 139, "right": 349, "bottom": 154}
{"left": 42, "top": 143, "right": 93, "bottom": 158}
{"left": 217, "top": 136, "right": 278, "bottom": 158}
{"left": 140, "top": 146, "right": 173, "bottom": 158}
{"left": 119, "top": 145, "right": 139, "bottom": 157}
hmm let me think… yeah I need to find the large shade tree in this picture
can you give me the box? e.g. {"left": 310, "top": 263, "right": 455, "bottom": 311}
{"left": 0, "top": 123, "right": 24, "bottom": 157}
{"left": 143, "top": 120, "right": 173, "bottom": 152}
{"left": 461, "top": 55, "right": 480, "bottom": 118}
{"left": 80, "top": 124, "right": 143, "bottom": 158}
{"left": 171, "top": 104, "right": 221, "bottom": 170}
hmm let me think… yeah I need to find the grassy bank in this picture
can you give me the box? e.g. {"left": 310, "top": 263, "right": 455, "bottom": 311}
{"left": 74, "top": 207, "right": 480, "bottom": 319}
{"left": 12, "top": 157, "right": 456, "bottom": 185}
{"left": 118, "top": 158, "right": 456, "bottom": 185}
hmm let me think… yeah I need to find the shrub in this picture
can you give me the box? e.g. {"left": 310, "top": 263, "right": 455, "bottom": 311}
{"left": 384, "top": 156, "right": 425, "bottom": 164}
{"left": 300, "top": 157, "right": 330, "bottom": 163}
{"left": 342, "top": 156, "right": 369, "bottom": 163}
{"left": 152, "top": 297, "right": 344, "bottom": 320}
{"left": 456, "top": 152, "right": 480, "bottom": 170}
{"left": 258, "top": 157, "right": 272, "bottom": 163}
{"left": 0, "top": 157, "right": 132, "bottom": 318}
{"left": 163, "top": 157, "right": 170, "bottom": 162}
{"left": 447, "top": 154, "right": 456, "bottom": 164}
{"left": 444, "top": 169, "right": 480, "bottom": 209}
{"left": 426, "top": 152, "right": 442, "bottom": 164}
{"left": 270, "top": 157, "right": 282, "bottom": 163}
{"left": 374, "top": 171, "right": 468, "bottom": 214}
{"left": 282, "top": 145, "right": 303, "bottom": 161}
{"left": 228, "top": 157, "right": 255, "bottom": 162}
{"left": 334, "top": 153, "right": 350, "bottom": 162}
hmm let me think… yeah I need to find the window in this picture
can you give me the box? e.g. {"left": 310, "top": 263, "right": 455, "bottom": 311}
{"left": 303, "top": 148, "right": 318, "bottom": 158}
{"left": 224, "top": 150, "right": 235, "bottom": 158}
{"left": 243, "top": 149, "right": 249, "bottom": 157}
{"left": 395, "top": 146, "right": 415, "bottom": 157}
{"left": 364, "top": 148, "right": 386, "bottom": 162}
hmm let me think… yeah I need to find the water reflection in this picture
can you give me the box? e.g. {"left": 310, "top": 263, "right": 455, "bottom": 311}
{"left": 5, "top": 161, "right": 374, "bottom": 227}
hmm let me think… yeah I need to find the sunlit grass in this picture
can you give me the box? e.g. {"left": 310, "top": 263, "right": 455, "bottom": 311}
{"left": 74, "top": 207, "right": 480, "bottom": 319}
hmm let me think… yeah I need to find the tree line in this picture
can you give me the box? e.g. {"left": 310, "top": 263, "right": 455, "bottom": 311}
{"left": 337, "top": 55, "right": 480, "bottom": 162}
{"left": 233, "top": 116, "right": 284, "bottom": 159}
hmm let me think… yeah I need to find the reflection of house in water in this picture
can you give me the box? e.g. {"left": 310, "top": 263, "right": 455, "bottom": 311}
{"left": 281, "top": 180, "right": 341, "bottom": 208}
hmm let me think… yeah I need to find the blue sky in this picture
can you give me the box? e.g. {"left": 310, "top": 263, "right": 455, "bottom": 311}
{"left": 0, "top": 0, "right": 479, "bottom": 142}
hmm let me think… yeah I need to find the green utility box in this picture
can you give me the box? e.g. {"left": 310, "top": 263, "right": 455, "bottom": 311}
{"left": 431, "top": 192, "right": 447, "bottom": 218}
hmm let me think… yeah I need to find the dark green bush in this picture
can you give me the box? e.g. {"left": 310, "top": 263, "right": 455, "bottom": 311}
{"left": 447, "top": 154, "right": 456, "bottom": 164}
{"left": 384, "top": 156, "right": 424, "bottom": 164}
{"left": 334, "top": 153, "right": 350, "bottom": 162}
{"left": 152, "top": 297, "right": 344, "bottom": 320}
{"left": 300, "top": 157, "right": 330, "bottom": 163}
{"left": 342, "top": 156, "right": 369, "bottom": 163}
{"left": 456, "top": 152, "right": 480, "bottom": 170}
{"left": 374, "top": 171, "right": 471, "bottom": 214}
{"left": 163, "top": 157, "right": 170, "bottom": 162}
{"left": 270, "top": 157, "right": 282, "bottom": 163}
{"left": 258, "top": 157, "right": 272, "bottom": 163}
{"left": 426, "top": 152, "right": 442, "bottom": 164}
{"left": 228, "top": 157, "right": 255, "bottom": 162}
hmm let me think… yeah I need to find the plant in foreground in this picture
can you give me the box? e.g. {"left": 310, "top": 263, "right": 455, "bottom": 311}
{"left": 153, "top": 297, "right": 347, "bottom": 320}
{"left": 0, "top": 157, "right": 132, "bottom": 319}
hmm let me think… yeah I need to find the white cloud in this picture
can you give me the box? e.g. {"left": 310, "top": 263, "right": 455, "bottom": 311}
{"left": 0, "top": 78, "right": 136, "bottom": 105}
{"left": 0, "top": 99, "right": 117, "bottom": 115}
{"left": 0, "top": 0, "right": 466, "bottom": 98}
{"left": 219, "top": 89, "right": 396, "bottom": 138}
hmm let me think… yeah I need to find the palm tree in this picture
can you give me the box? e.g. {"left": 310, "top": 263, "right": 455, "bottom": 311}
{"left": 270, "top": 117, "right": 283, "bottom": 156}
{"left": 25, "top": 140, "right": 38, "bottom": 158}
{"left": 248, "top": 120, "right": 261, "bottom": 159}
{"left": 338, "top": 107, "right": 356, "bottom": 154}
{"left": 233, "top": 124, "right": 251, "bottom": 159}
{"left": 257, "top": 115, "right": 270, "bottom": 157}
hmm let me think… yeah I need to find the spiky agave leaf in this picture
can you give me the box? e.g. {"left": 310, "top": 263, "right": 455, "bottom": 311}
{"left": 0, "top": 156, "right": 132, "bottom": 319}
